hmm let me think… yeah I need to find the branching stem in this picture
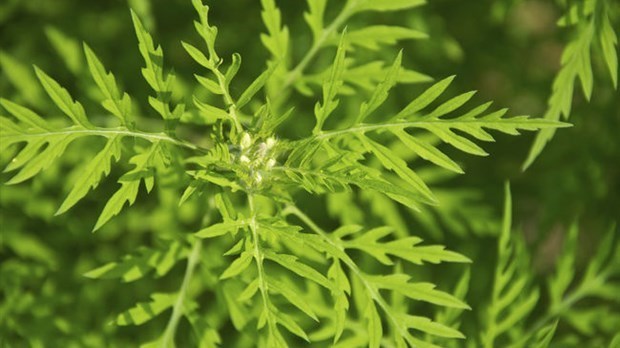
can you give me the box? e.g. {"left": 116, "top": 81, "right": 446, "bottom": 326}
{"left": 273, "top": 0, "right": 360, "bottom": 100}
{"left": 162, "top": 239, "right": 203, "bottom": 347}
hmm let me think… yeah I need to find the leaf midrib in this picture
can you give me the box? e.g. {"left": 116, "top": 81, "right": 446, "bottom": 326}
{"left": 1, "top": 126, "right": 201, "bottom": 150}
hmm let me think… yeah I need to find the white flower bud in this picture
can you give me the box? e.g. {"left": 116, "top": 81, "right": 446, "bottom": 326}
{"left": 266, "top": 158, "right": 276, "bottom": 169}
{"left": 257, "top": 142, "right": 268, "bottom": 158}
{"left": 240, "top": 155, "right": 250, "bottom": 163}
{"left": 265, "top": 137, "right": 276, "bottom": 149}
{"left": 254, "top": 172, "right": 263, "bottom": 184}
{"left": 240, "top": 132, "right": 252, "bottom": 150}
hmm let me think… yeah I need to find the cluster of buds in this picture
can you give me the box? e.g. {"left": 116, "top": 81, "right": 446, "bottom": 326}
{"left": 237, "top": 132, "right": 277, "bottom": 187}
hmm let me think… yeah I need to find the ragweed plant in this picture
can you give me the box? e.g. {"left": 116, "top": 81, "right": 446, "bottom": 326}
{"left": 1, "top": 0, "right": 618, "bottom": 347}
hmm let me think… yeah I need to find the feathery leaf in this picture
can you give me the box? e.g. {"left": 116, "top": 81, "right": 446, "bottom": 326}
{"left": 34, "top": 66, "right": 92, "bottom": 128}
{"left": 314, "top": 30, "right": 347, "bottom": 134}
{"left": 113, "top": 293, "right": 177, "bottom": 326}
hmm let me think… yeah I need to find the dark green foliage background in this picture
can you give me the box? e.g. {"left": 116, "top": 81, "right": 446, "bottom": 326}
{"left": 1, "top": 0, "right": 618, "bottom": 346}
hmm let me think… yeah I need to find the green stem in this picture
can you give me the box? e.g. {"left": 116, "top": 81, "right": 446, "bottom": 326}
{"left": 3, "top": 126, "right": 206, "bottom": 152}
{"left": 213, "top": 69, "right": 244, "bottom": 135}
{"left": 273, "top": 0, "right": 359, "bottom": 100}
{"left": 161, "top": 239, "right": 203, "bottom": 347}
{"left": 312, "top": 119, "right": 566, "bottom": 141}
{"left": 248, "top": 194, "right": 277, "bottom": 335}
{"left": 483, "top": 257, "right": 502, "bottom": 348}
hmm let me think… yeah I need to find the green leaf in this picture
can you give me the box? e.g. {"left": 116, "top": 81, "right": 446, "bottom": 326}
{"left": 264, "top": 250, "right": 331, "bottom": 289}
{"left": 266, "top": 326, "right": 288, "bottom": 348}
{"left": 482, "top": 183, "right": 541, "bottom": 347}
{"left": 45, "top": 26, "right": 83, "bottom": 75}
{"left": 367, "top": 274, "right": 470, "bottom": 309}
{"left": 186, "top": 313, "right": 222, "bottom": 348}
{"left": 335, "top": 26, "right": 427, "bottom": 51}
{"left": 365, "top": 302, "right": 383, "bottom": 348}
{"left": 301, "top": 60, "right": 431, "bottom": 95}
{"left": 220, "top": 251, "right": 253, "bottom": 279}
{"left": 523, "top": 4, "right": 607, "bottom": 170}
{"left": 393, "top": 129, "right": 463, "bottom": 173}
{"left": 131, "top": 9, "right": 176, "bottom": 120}
{"left": 395, "top": 75, "right": 455, "bottom": 119}
{"left": 0, "top": 98, "right": 51, "bottom": 131}
{"left": 56, "top": 135, "right": 123, "bottom": 215}
{"left": 557, "top": 1, "right": 595, "bottom": 27}
{"left": 398, "top": 314, "right": 464, "bottom": 338}
{"left": 304, "top": 0, "right": 327, "bottom": 43}
{"left": 399, "top": 68, "right": 433, "bottom": 84}
{"left": 313, "top": 30, "right": 347, "bottom": 134}
{"left": 195, "top": 75, "right": 222, "bottom": 94}
{"left": 1, "top": 136, "right": 45, "bottom": 170}
{"left": 193, "top": 96, "right": 231, "bottom": 122}
{"left": 195, "top": 220, "right": 248, "bottom": 238}
{"left": 599, "top": 10, "right": 618, "bottom": 88}
{"left": 281, "top": 145, "right": 427, "bottom": 210}
{"left": 357, "top": 51, "right": 402, "bottom": 123}
{"left": 224, "top": 239, "right": 245, "bottom": 257}
{"left": 0, "top": 52, "right": 45, "bottom": 107}
{"left": 260, "top": 0, "right": 289, "bottom": 62}
{"left": 585, "top": 224, "right": 617, "bottom": 278}
{"left": 548, "top": 223, "right": 578, "bottom": 308}
{"left": 236, "top": 62, "right": 278, "bottom": 109}
{"left": 275, "top": 311, "right": 310, "bottom": 341}
{"left": 531, "top": 321, "right": 558, "bottom": 348}
{"left": 420, "top": 124, "right": 488, "bottom": 156}
{"left": 84, "top": 240, "right": 187, "bottom": 282}
{"left": 94, "top": 143, "right": 162, "bottom": 231}
{"left": 215, "top": 192, "right": 238, "bottom": 221}
{"left": 354, "top": 0, "right": 426, "bottom": 13}
{"left": 433, "top": 268, "right": 470, "bottom": 340}
{"left": 359, "top": 136, "right": 437, "bottom": 205}
{"left": 267, "top": 276, "right": 319, "bottom": 321}
{"left": 225, "top": 53, "right": 242, "bottom": 84}
{"left": 182, "top": 41, "right": 213, "bottom": 70}
{"left": 328, "top": 259, "right": 350, "bottom": 342}
{"left": 191, "top": 0, "right": 220, "bottom": 64}
{"left": 238, "top": 279, "right": 259, "bottom": 302}
{"left": 178, "top": 180, "right": 204, "bottom": 206}
{"left": 113, "top": 293, "right": 177, "bottom": 326}
{"left": 5, "top": 133, "right": 80, "bottom": 184}
{"left": 425, "top": 91, "right": 477, "bottom": 119}
{"left": 311, "top": 75, "right": 568, "bottom": 186}
{"left": 222, "top": 283, "right": 251, "bottom": 330}
{"left": 83, "top": 43, "right": 132, "bottom": 125}
{"left": 34, "top": 66, "right": 93, "bottom": 128}
{"left": 344, "top": 226, "right": 471, "bottom": 265}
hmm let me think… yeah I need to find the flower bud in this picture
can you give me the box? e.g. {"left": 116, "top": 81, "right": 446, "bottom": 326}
{"left": 256, "top": 143, "right": 268, "bottom": 158}
{"left": 265, "top": 137, "right": 276, "bottom": 149}
{"left": 240, "top": 132, "right": 252, "bottom": 150}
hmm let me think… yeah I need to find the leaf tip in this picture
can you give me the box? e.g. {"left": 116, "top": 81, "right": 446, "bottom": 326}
{"left": 54, "top": 207, "right": 66, "bottom": 216}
